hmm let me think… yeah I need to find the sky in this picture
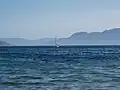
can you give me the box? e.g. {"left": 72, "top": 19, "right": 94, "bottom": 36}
{"left": 0, "top": 0, "right": 120, "bottom": 39}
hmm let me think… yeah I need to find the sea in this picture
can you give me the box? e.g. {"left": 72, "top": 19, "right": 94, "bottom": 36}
{"left": 0, "top": 46, "right": 120, "bottom": 90}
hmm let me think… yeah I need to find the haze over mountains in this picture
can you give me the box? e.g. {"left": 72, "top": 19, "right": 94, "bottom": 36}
{"left": 0, "top": 41, "right": 10, "bottom": 46}
{"left": 1, "top": 28, "right": 120, "bottom": 46}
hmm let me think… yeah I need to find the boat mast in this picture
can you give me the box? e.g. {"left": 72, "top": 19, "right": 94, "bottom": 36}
{"left": 55, "top": 36, "right": 57, "bottom": 46}
{"left": 55, "top": 36, "right": 59, "bottom": 47}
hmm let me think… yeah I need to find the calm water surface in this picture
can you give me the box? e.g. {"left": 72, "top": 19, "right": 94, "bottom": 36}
{"left": 0, "top": 46, "right": 120, "bottom": 90}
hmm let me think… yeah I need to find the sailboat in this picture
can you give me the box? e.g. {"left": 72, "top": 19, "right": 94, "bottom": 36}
{"left": 55, "top": 36, "right": 59, "bottom": 47}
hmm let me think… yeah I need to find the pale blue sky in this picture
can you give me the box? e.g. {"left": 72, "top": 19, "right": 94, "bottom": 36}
{"left": 0, "top": 0, "right": 120, "bottom": 39}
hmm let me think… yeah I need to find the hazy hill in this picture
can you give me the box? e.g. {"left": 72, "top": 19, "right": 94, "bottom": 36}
{"left": 1, "top": 28, "right": 120, "bottom": 45}
{"left": 68, "top": 28, "right": 120, "bottom": 40}
{"left": 57, "top": 28, "right": 120, "bottom": 45}
{"left": 0, "top": 41, "right": 10, "bottom": 46}
{"left": 0, "top": 38, "right": 54, "bottom": 46}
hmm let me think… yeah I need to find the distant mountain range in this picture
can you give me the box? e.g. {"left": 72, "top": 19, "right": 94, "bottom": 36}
{"left": 1, "top": 28, "right": 120, "bottom": 46}
{"left": 0, "top": 40, "right": 10, "bottom": 46}
{"left": 0, "top": 38, "right": 55, "bottom": 46}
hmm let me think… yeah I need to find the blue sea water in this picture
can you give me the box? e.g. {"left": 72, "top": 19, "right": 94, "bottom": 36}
{"left": 0, "top": 46, "right": 120, "bottom": 90}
